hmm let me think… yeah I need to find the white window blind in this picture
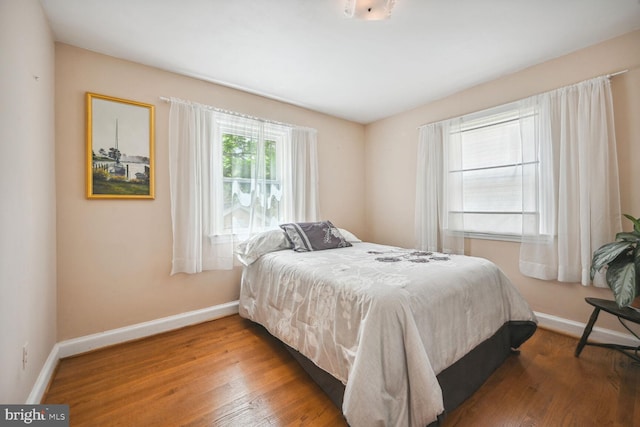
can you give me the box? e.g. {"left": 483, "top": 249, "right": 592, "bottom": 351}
{"left": 448, "top": 104, "right": 537, "bottom": 239}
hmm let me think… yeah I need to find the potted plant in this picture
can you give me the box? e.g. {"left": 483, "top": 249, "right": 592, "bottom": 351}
{"left": 591, "top": 214, "right": 640, "bottom": 311}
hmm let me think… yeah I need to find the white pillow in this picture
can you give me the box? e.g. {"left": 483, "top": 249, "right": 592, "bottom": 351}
{"left": 338, "top": 228, "right": 362, "bottom": 243}
{"left": 235, "top": 229, "right": 292, "bottom": 266}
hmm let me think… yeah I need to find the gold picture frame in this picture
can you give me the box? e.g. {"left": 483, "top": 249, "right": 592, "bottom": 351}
{"left": 86, "top": 92, "right": 155, "bottom": 199}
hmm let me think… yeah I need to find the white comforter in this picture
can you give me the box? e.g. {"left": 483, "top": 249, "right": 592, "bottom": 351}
{"left": 238, "top": 243, "right": 536, "bottom": 427}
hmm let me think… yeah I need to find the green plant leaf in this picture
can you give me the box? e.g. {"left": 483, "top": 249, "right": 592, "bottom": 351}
{"left": 615, "top": 231, "right": 640, "bottom": 242}
{"left": 606, "top": 257, "right": 636, "bottom": 308}
{"left": 635, "top": 246, "right": 640, "bottom": 294}
{"left": 623, "top": 213, "right": 640, "bottom": 234}
{"left": 590, "top": 241, "right": 633, "bottom": 279}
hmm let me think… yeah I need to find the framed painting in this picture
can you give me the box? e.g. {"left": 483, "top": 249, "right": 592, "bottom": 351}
{"left": 86, "top": 93, "right": 155, "bottom": 199}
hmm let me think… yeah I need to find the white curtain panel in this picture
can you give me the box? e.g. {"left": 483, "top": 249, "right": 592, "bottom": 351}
{"left": 169, "top": 98, "right": 319, "bottom": 274}
{"left": 517, "top": 95, "right": 558, "bottom": 280}
{"left": 519, "top": 76, "right": 621, "bottom": 286}
{"left": 283, "top": 128, "right": 320, "bottom": 222}
{"left": 415, "top": 125, "right": 441, "bottom": 252}
{"left": 415, "top": 120, "right": 464, "bottom": 254}
{"left": 168, "top": 99, "right": 234, "bottom": 274}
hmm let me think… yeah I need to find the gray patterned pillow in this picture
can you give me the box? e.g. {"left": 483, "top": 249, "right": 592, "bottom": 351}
{"left": 280, "top": 221, "right": 352, "bottom": 252}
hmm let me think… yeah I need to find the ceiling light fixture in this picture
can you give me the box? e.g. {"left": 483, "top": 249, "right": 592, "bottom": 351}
{"left": 344, "top": 0, "right": 397, "bottom": 20}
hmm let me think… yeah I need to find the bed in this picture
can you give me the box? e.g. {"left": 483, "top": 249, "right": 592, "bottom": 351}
{"left": 237, "top": 222, "right": 537, "bottom": 427}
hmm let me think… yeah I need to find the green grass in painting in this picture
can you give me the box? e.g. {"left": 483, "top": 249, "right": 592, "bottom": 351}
{"left": 93, "top": 179, "right": 149, "bottom": 195}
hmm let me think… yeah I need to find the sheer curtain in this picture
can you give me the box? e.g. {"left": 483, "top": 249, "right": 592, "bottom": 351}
{"left": 168, "top": 99, "right": 219, "bottom": 274}
{"left": 519, "top": 76, "right": 621, "bottom": 286}
{"left": 168, "top": 98, "right": 319, "bottom": 274}
{"left": 415, "top": 119, "right": 464, "bottom": 254}
{"left": 283, "top": 128, "right": 320, "bottom": 222}
{"left": 212, "top": 113, "right": 268, "bottom": 237}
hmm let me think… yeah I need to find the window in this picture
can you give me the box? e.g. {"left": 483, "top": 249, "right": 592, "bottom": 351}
{"left": 418, "top": 76, "right": 619, "bottom": 281}
{"left": 216, "top": 119, "right": 288, "bottom": 235}
{"left": 447, "top": 104, "right": 538, "bottom": 240}
{"left": 168, "top": 98, "right": 319, "bottom": 273}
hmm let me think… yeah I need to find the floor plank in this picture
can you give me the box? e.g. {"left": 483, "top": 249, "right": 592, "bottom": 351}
{"left": 43, "top": 315, "right": 639, "bottom": 426}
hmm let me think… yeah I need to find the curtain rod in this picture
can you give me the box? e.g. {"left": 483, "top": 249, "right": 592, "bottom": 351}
{"left": 417, "top": 68, "right": 630, "bottom": 130}
{"left": 607, "top": 69, "right": 629, "bottom": 78}
{"left": 159, "top": 96, "right": 316, "bottom": 132}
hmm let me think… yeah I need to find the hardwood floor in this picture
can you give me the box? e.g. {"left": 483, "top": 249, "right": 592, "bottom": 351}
{"left": 43, "top": 315, "right": 640, "bottom": 426}
{"left": 442, "top": 327, "right": 640, "bottom": 427}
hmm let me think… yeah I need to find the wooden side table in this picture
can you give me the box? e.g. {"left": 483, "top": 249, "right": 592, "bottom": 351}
{"left": 574, "top": 297, "right": 640, "bottom": 363}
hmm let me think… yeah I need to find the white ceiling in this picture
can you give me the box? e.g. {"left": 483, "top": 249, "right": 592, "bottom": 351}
{"left": 40, "top": 0, "right": 640, "bottom": 124}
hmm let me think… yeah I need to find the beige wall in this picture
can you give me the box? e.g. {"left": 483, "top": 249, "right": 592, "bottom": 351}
{"left": 0, "top": 0, "right": 57, "bottom": 402}
{"left": 55, "top": 44, "right": 366, "bottom": 340}
{"left": 364, "top": 30, "right": 640, "bottom": 334}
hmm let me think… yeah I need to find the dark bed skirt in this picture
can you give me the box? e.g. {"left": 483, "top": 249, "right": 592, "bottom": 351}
{"left": 283, "top": 320, "right": 537, "bottom": 426}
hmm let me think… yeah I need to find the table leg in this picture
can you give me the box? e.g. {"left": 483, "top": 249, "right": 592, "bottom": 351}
{"left": 575, "top": 307, "right": 601, "bottom": 357}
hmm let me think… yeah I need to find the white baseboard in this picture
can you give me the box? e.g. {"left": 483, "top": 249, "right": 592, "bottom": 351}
{"left": 534, "top": 311, "right": 639, "bottom": 347}
{"left": 26, "top": 343, "right": 60, "bottom": 404}
{"left": 57, "top": 300, "right": 239, "bottom": 358}
{"left": 28, "top": 305, "right": 636, "bottom": 403}
{"left": 27, "top": 300, "right": 239, "bottom": 403}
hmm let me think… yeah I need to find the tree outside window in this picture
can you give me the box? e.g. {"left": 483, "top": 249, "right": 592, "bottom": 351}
{"left": 220, "top": 129, "right": 283, "bottom": 233}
